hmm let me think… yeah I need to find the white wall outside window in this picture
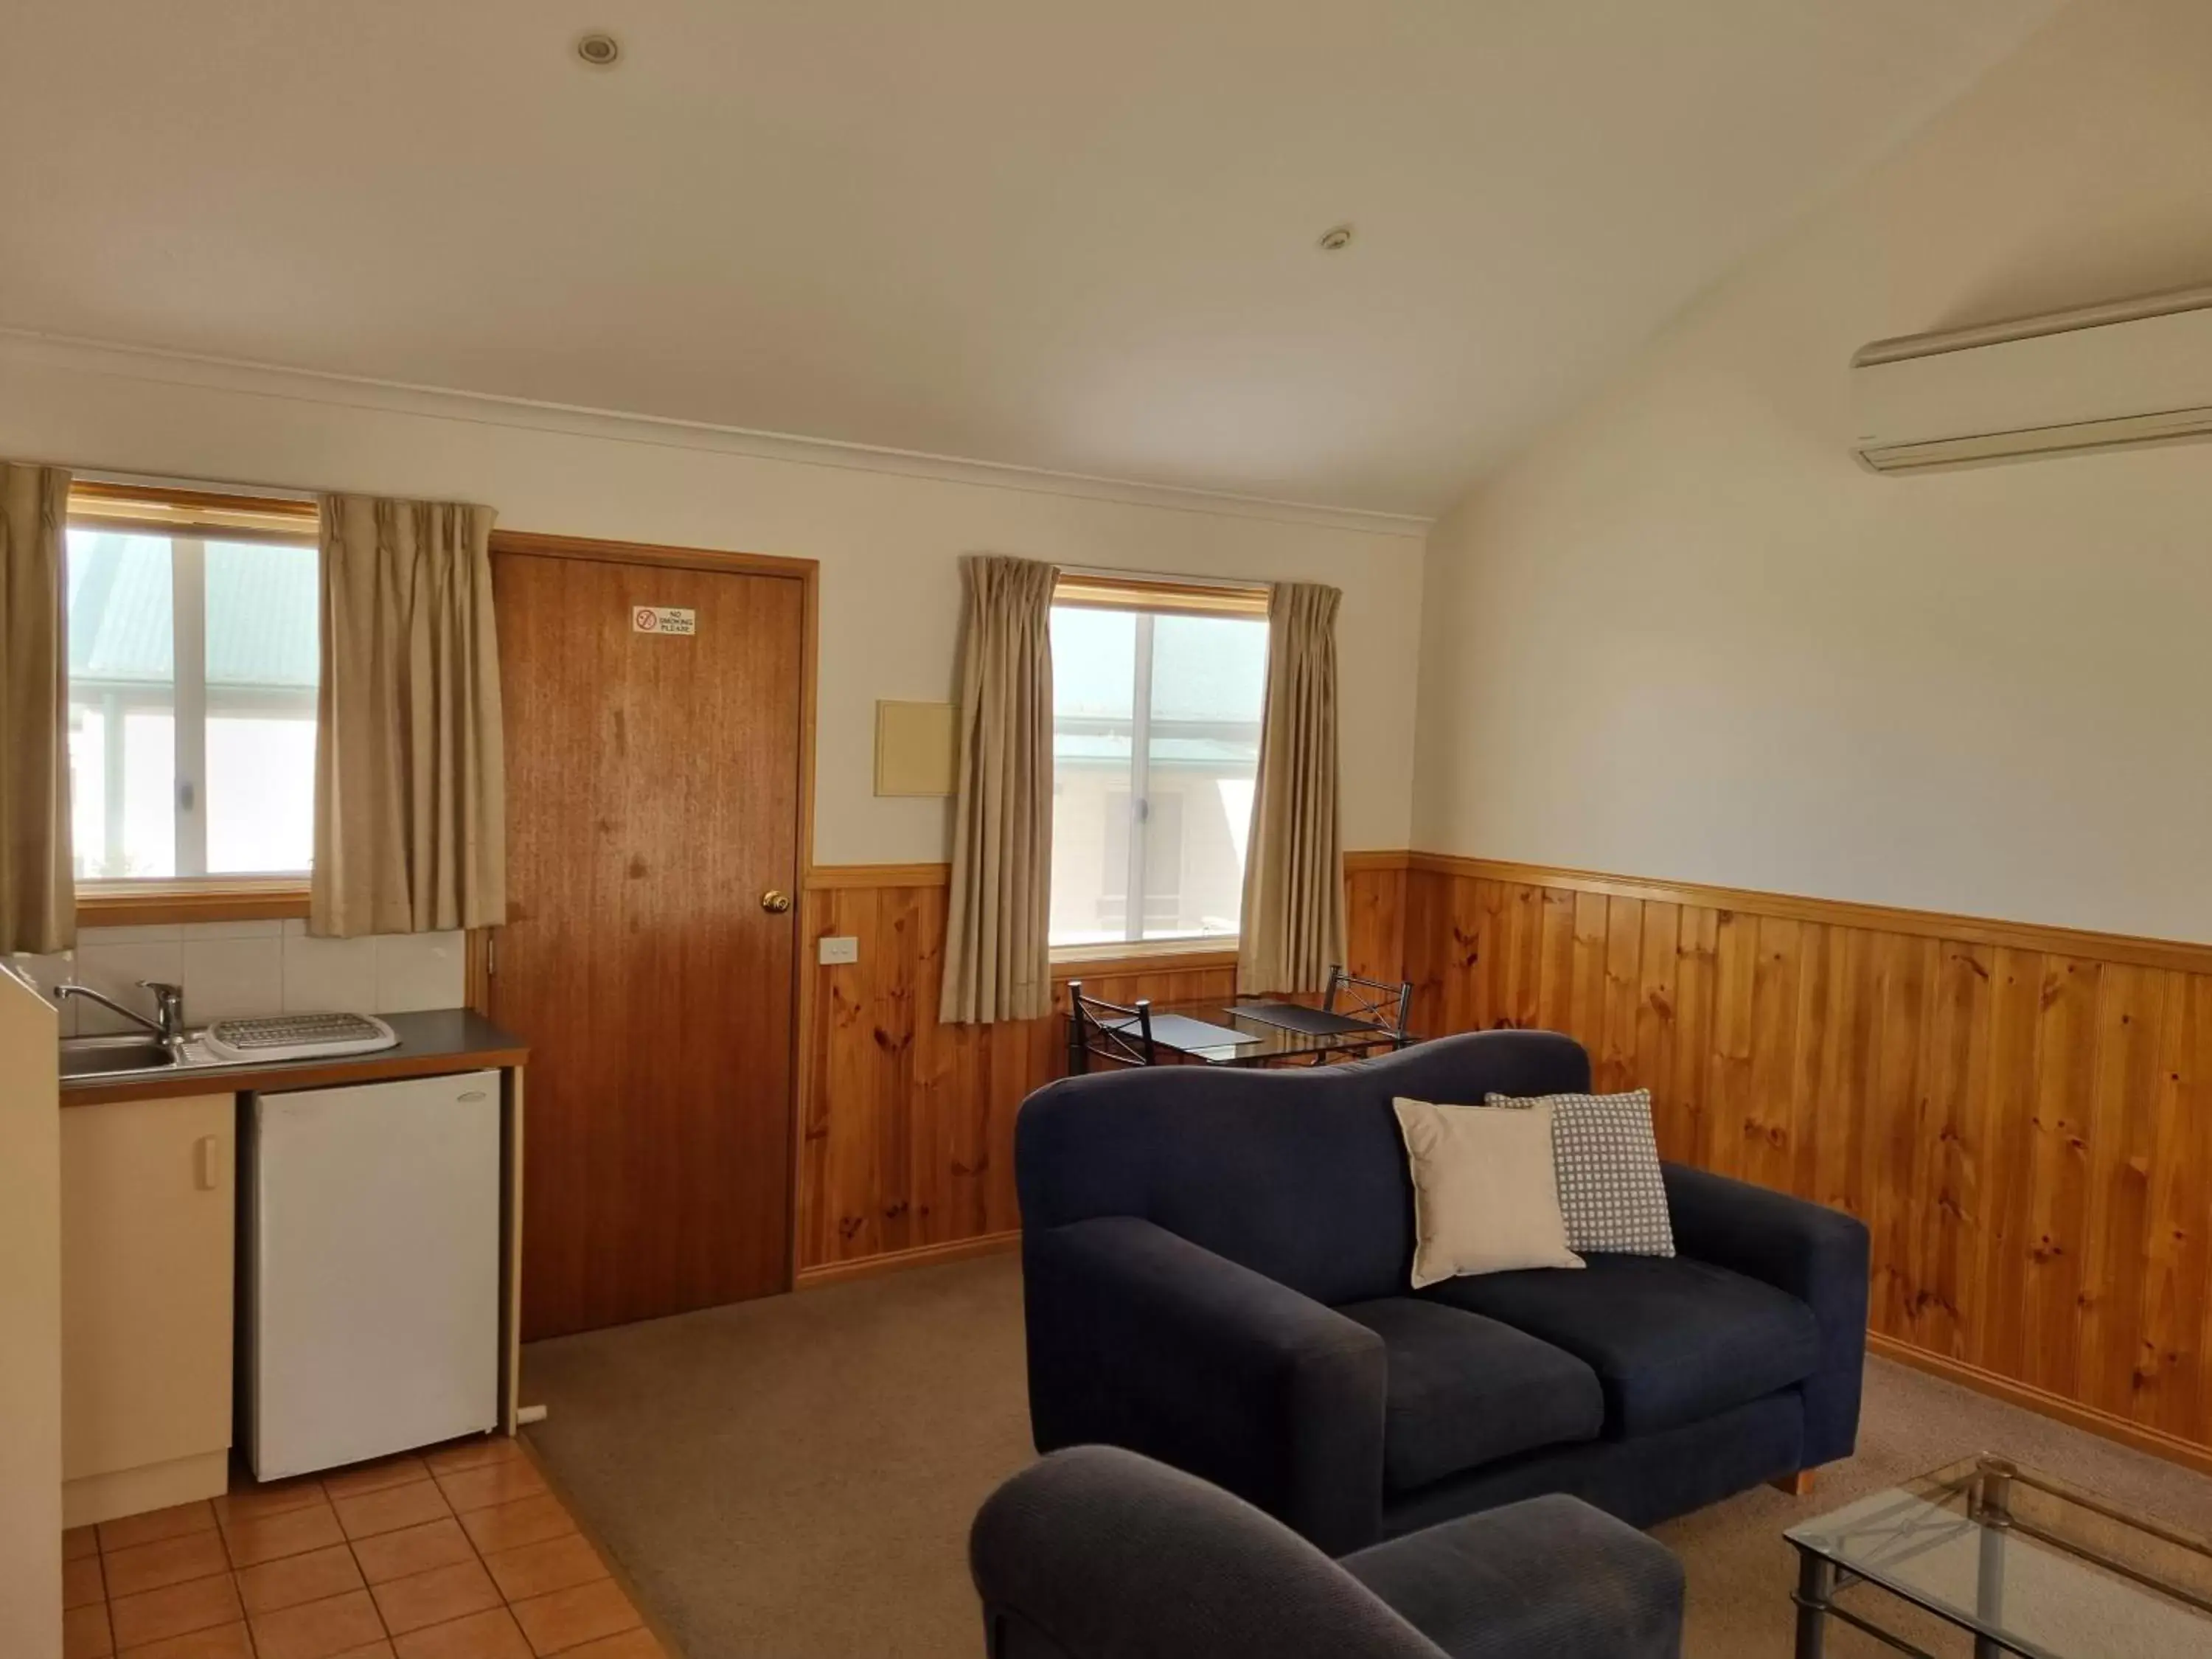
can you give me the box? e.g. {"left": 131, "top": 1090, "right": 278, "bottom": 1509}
{"left": 1048, "top": 602, "right": 1267, "bottom": 947}
{"left": 66, "top": 529, "right": 319, "bottom": 881}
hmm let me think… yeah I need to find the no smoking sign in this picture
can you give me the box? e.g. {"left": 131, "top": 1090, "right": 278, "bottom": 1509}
{"left": 631, "top": 605, "right": 697, "bottom": 636}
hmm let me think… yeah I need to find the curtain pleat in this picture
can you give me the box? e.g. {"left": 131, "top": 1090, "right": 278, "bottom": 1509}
{"left": 1237, "top": 581, "right": 1344, "bottom": 994}
{"left": 941, "top": 554, "right": 1057, "bottom": 1023}
{"left": 0, "top": 463, "right": 74, "bottom": 953}
{"left": 310, "top": 494, "right": 507, "bottom": 936}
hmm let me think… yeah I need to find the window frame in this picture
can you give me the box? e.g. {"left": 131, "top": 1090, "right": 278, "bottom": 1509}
{"left": 66, "top": 482, "right": 322, "bottom": 926}
{"left": 1046, "top": 572, "right": 1270, "bottom": 961}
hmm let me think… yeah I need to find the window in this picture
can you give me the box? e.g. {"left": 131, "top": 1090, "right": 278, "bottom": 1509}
{"left": 65, "top": 485, "right": 321, "bottom": 885}
{"left": 1048, "top": 574, "right": 1269, "bottom": 948}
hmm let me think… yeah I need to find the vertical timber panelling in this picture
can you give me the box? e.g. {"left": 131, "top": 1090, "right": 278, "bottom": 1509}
{"left": 799, "top": 860, "right": 1422, "bottom": 1276}
{"left": 799, "top": 850, "right": 2212, "bottom": 1465}
{"left": 800, "top": 877, "right": 1052, "bottom": 1273}
{"left": 2143, "top": 977, "right": 2212, "bottom": 1440}
{"left": 1394, "top": 854, "right": 2212, "bottom": 1466}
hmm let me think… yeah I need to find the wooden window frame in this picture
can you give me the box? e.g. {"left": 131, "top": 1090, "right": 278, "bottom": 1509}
{"left": 1046, "top": 571, "right": 1270, "bottom": 960}
{"left": 1049, "top": 571, "right": 1270, "bottom": 619}
{"left": 1048, "top": 935, "right": 1241, "bottom": 973}
{"left": 67, "top": 482, "right": 321, "bottom": 928}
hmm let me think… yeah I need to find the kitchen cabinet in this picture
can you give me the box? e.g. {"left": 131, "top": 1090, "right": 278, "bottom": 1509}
{"left": 60, "top": 1093, "right": 235, "bottom": 1528}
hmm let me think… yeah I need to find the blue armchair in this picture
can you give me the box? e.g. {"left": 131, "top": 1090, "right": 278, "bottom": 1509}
{"left": 971, "top": 1445, "right": 1684, "bottom": 1659}
{"left": 1018, "top": 1031, "right": 1869, "bottom": 1554}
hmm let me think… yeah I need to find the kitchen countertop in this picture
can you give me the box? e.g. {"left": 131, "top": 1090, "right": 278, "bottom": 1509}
{"left": 61, "top": 1008, "right": 529, "bottom": 1107}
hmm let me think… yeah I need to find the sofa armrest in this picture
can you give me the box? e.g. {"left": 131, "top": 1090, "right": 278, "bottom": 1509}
{"left": 973, "top": 1447, "right": 1445, "bottom": 1659}
{"left": 1023, "top": 1215, "right": 1388, "bottom": 1555}
{"left": 1662, "top": 1163, "right": 1871, "bottom": 1467}
{"left": 1341, "top": 1493, "right": 1683, "bottom": 1659}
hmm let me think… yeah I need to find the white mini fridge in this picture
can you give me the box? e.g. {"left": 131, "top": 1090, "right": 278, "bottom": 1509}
{"left": 243, "top": 1070, "right": 503, "bottom": 1479}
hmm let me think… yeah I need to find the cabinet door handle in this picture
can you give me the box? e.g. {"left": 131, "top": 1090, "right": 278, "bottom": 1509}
{"left": 195, "top": 1135, "right": 222, "bottom": 1192}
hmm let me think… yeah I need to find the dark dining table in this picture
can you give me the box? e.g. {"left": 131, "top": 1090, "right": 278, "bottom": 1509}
{"left": 1094, "top": 995, "right": 1419, "bottom": 1068}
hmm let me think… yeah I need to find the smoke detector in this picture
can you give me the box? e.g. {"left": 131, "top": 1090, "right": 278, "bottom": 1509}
{"left": 576, "top": 32, "right": 621, "bottom": 68}
{"left": 1317, "top": 224, "right": 1354, "bottom": 252}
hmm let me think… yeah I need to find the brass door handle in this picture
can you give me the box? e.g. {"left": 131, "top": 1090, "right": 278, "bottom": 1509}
{"left": 761, "top": 889, "right": 793, "bottom": 914}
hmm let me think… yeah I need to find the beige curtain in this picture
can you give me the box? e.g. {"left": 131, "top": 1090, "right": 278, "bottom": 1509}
{"left": 311, "top": 495, "right": 506, "bottom": 937}
{"left": 941, "top": 554, "right": 1057, "bottom": 1023}
{"left": 1, "top": 464, "right": 74, "bottom": 954}
{"left": 1238, "top": 581, "right": 1344, "bottom": 994}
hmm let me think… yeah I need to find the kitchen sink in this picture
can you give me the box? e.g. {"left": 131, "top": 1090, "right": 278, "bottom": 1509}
{"left": 59, "top": 1033, "right": 240, "bottom": 1082}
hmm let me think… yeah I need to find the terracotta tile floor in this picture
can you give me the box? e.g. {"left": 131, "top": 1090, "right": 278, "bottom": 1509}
{"left": 62, "top": 1436, "right": 669, "bottom": 1659}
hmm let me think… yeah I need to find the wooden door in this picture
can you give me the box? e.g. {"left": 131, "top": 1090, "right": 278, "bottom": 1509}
{"left": 492, "top": 546, "right": 806, "bottom": 1340}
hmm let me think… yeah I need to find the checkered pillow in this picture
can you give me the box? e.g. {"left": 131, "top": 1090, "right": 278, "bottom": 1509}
{"left": 1485, "top": 1089, "right": 1675, "bottom": 1256}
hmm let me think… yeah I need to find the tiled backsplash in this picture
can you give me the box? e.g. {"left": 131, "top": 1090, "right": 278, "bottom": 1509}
{"left": 12, "top": 920, "right": 467, "bottom": 1036}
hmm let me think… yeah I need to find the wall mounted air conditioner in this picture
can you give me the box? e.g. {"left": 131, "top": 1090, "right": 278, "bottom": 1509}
{"left": 1851, "top": 285, "right": 2212, "bottom": 473}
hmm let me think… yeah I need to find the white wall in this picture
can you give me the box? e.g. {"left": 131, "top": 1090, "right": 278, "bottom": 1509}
{"left": 1414, "top": 0, "right": 2212, "bottom": 942}
{"left": 0, "top": 341, "right": 1426, "bottom": 868}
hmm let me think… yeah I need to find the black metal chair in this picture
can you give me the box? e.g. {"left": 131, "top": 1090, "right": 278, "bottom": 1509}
{"left": 1065, "top": 981, "right": 1158, "bottom": 1075}
{"left": 1324, "top": 965, "right": 1414, "bottom": 1048}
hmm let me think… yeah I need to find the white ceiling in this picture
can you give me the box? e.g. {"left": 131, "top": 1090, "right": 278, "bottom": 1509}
{"left": 0, "top": 1, "right": 2066, "bottom": 516}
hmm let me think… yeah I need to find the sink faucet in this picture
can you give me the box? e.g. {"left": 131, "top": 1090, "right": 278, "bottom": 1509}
{"left": 59, "top": 979, "right": 189, "bottom": 1060}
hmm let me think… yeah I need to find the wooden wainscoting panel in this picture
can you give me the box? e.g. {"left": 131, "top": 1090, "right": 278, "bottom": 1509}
{"left": 2141, "top": 975, "right": 2212, "bottom": 1441}
{"left": 1346, "top": 860, "right": 1408, "bottom": 995}
{"left": 797, "top": 857, "right": 1412, "bottom": 1274}
{"left": 1392, "top": 855, "right": 2212, "bottom": 1464}
{"left": 799, "top": 876, "right": 1059, "bottom": 1273}
{"left": 797, "top": 847, "right": 2212, "bottom": 1461}
{"left": 1407, "top": 853, "right": 2212, "bottom": 978}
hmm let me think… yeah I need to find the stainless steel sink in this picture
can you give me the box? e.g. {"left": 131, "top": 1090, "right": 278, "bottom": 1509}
{"left": 59, "top": 1033, "right": 241, "bottom": 1082}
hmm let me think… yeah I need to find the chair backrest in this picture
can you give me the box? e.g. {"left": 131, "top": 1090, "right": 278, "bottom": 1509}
{"left": 1018, "top": 1029, "right": 1591, "bottom": 1306}
{"left": 970, "top": 1447, "right": 1448, "bottom": 1659}
{"left": 1324, "top": 964, "right": 1413, "bottom": 1037}
{"left": 1064, "top": 981, "right": 1156, "bottom": 1075}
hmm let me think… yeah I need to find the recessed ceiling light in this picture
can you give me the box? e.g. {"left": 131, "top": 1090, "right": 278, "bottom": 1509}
{"left": 576, "top": 32, "right": 621, "bottom": 68}
{"left": 1317, "top": 224, "right": 1354, "bottom": 252}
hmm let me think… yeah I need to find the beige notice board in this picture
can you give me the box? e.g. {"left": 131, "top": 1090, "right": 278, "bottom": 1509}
{"left": 875, "top": 700, "right": 958, "bottom": 796}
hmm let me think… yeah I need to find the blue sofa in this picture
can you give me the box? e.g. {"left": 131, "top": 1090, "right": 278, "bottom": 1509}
{"left": 971, "top": 1445, "right": 1683, "bottom": 1659}
{"left": 1017, "top": 1030, "right": 1870, "bottom": 1555}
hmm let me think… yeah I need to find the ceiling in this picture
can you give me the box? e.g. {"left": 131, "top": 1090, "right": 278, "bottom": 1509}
{"left": 0, "top": 1, "right": 2066, "bottom": 516}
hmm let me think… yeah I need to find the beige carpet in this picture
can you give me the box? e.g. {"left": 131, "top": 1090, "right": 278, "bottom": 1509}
{"left": 521, "top": 1251, "right": 2212, "bottom": 1658}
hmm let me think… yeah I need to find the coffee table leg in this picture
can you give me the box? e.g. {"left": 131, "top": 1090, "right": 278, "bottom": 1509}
{"left": 1972, "top": 1461, "right": 2014, "bottom": 1659}
{"left": 1792, "top": 1551, "right": 1836, "bottom": 1659}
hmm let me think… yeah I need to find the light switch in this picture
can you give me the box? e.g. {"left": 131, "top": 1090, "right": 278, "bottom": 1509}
{"left": 818, "top": 936, "right": 860, "bottom": 966}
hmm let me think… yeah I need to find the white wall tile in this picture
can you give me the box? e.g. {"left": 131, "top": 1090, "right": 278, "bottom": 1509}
{"left": 10, "top": 950, "right": 79, "bottom": 1035}
{"left": 173, "top": 918, "right": 285, "bottom": 941}
{"left": 57, "top": 920, "right": 470, "bottom": 1029}
{"left": 68, "top": 939, "right": 185, "bottom": 1034}
{"left": 280, "top": 933, "right": 379, "bottom": 1015}
{"left": 178, "top": 936, "right": 285, "bottom": 1020}
{"left": 74, "top": 922, "right": 185, "bottom": 947}
{"left": 372, "top": 931, "right": 467, "bottom": 1013}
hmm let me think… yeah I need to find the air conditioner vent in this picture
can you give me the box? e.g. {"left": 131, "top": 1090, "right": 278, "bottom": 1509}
{"left": 1851, "top": 285, "right": 2212, "bottom": 472}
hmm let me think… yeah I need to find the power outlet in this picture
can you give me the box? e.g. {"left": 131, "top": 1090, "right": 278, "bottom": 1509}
{"left": 818, "top": 936, "right": 860, "bottom": 966}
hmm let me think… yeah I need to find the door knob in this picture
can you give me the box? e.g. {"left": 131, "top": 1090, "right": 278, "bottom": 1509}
{"left": 761, "top": 889, "right": 793, "bottom": 914}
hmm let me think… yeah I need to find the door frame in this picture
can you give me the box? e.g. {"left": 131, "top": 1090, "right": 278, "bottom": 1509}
{"left": 470, "top": 529, "right": 820, "bottom": 1295}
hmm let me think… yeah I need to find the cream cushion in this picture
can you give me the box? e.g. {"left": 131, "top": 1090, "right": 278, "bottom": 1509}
{"left": 1391, "top": 1097, "right": 1585, "bottom": 1288}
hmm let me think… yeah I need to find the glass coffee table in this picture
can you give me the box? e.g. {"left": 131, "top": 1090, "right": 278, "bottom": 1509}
{"left": 1786, "top": 1455, "right": 2212, "bottom": 1658}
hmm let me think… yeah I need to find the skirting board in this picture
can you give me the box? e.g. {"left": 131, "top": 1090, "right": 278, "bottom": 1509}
{"left": 1867, "top": 1333, "right": 2212, "bottom": 1480}
{"left": 64, "top": 1449, "right": 229, "bottom": 1531}
{"left": 796, "top": 1230, "right": 1021, "bottom": 1289}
